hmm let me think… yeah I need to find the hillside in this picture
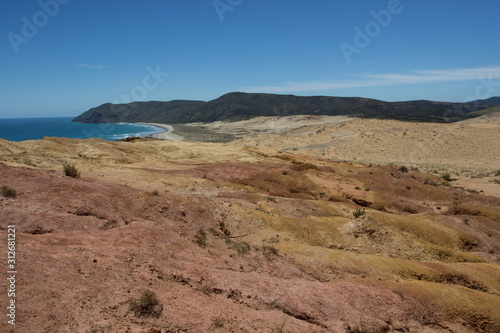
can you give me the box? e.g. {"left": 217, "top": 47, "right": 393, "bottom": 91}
{"left": 73, "top": 92, "right": 497, "bottom": 125}
{"left": 1, "top": 135, "right": 499, "bottom": 332}
{"left": 232, "top": 114, "right": 500, "bottom": 181}
{"left": 472, "top": 97, "right": 500, "bottom": 105}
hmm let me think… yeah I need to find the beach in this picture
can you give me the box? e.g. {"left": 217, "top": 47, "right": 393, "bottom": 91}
{"left": 140, "top": 123, "right": 185, "bottom": 141}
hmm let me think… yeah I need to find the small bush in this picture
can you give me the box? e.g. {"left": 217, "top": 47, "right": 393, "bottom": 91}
{"left": 1, "top": 185, "right": 17, "bottom": 198}
{"left": 262, "top": 245, "right": 278, "bottom": 259}
{"left": 273, "top": 320, "right": 287, "bottom": 333}
{"left": 398, "top": 165, "right": 408, "bottom": 173}
{"left": 128, "top": 290, "right": 162, "bottom": 318}
{"left": 353, "top": 208, "right": 366, "bottom": 218}
{"left": 211, "top": 317, "right": 225, "bottom": 328}
{"left": 495, "top": 170, "right": 500, "bottom": 176}
{"left": 442, "top": 173, "right": 454, "bottom": 182}
{"left": 231, "top": 241, "right": 251, "bottom": 255}
{"left": 63, "top": 163, "right": 80, "bottom": 178}
{"left": 194, "top": 228, "right": 207, "bottom": 248}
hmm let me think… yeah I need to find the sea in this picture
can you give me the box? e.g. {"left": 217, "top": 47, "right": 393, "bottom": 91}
{"left": 0, "top": 117, "right": 165, "bottom": 142}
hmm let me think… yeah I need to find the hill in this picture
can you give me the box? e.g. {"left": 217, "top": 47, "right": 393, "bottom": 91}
{"left": 73, "top": 92, "right": 498, "bottom": 124}
{"left": 1, "top": 136, "right": 499, "bottom": 332}
{"left": 470, "top": 106, "right": 500, "bottom": 116}
{"left": 472, "top": 96, "right": 500, "bottom": 105}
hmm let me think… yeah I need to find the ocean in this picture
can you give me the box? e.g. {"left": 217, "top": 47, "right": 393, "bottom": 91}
{"left": 0, "top": 117, "right": 165, "bottom": 142}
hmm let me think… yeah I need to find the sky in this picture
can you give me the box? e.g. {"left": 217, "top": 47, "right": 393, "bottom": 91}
{"left": 1, "top": 0, "right": 500, "bottom": 118}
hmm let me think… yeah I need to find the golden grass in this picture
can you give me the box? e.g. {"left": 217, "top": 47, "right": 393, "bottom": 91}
{"left": 369, "top": 211, "right": 472, "bottom": 250}
{"left": 388, "top": 280, "right": 500, "bottom": 331}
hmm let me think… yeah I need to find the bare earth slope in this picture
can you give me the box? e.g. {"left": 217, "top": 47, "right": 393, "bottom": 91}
{"left": 1, "top": 135, "right": 499, "bottom": 332}
{"left": 233, "top": 114, "right": 500, "bottom": 197}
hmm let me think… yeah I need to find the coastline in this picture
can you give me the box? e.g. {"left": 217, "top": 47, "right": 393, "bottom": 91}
{"left": 138, "top": 122, "right": 185, "bottom": 141}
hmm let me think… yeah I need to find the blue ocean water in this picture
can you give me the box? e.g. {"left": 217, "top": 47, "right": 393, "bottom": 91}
{"left": 0, "top": 117, "right": 165, "bottom": 142}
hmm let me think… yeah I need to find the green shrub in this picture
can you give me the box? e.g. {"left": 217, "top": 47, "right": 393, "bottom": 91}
{"left": 128, "top": 290, "right": 162, "bottom": 318}
{"left": 63, "top": 163, "right": 80, "bottom": 178}
{"left": 1, "top": 185, "right": 17, "bottom": 198}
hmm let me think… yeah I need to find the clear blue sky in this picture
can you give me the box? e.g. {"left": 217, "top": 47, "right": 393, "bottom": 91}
{"left": 1, "top": 0, "right": 500, "bottom": 118}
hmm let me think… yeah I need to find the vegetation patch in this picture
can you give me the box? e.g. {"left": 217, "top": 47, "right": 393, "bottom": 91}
{"left": 193, "top": 228, "right": 207, "bottom": 248}
{"left": 1, "top": 185, "right": 17, "bottom": 198}
{"left": 229, "top": 241, "right": 251, "bottom": 255}
{"left": 262, "top": 245, "right": 279, "bottom": 259}
{"left": 442, "top": 173, "right": 455, "bottom": 182}
{"left": 128, "top": 290, "right": 163, "bottom": 318}
{"left": 353, "top": 208, "right": 366, "bottom": 218}
{"left": 63, "top": 163, "right": 81, "bottom": 178}
{"left": 441, "top": 273, "right": 488, "bottom": 292}
{"left": 398, "top": 165, "right": 408, "bottom": 173}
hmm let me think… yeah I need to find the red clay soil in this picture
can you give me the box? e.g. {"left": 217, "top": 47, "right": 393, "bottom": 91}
{"left": 0, "top": 151, "right": 499, "bottom": 332}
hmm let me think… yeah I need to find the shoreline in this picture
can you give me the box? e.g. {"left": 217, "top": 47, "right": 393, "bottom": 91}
{"left": 137, "top": 122, "right": 185, "bottom": 141}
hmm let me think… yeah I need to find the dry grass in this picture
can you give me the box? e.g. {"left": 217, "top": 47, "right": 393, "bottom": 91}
{"left": 369, "top": 211, "right": 472, "bottom": 251}
{"left": 390, "top": 280, "right": 500, "bottom": 331}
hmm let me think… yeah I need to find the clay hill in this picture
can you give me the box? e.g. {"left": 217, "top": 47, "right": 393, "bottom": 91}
{"left": 1, "top": 114, "right": 500, "bottom": 332}
{"left": 72, "top": 92, "right": 499, "bottom": 125}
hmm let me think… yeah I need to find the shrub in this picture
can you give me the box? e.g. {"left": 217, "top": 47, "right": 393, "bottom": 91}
{"left": 273, "top": 320, "right": 287, "bottom": 333}
{"left": 211, "top": 317, "right": 225, "bottom": 328}
{"left": 1, "top": 185, "right": 17, "bottom": 198}
{"left": 442, "top": 173, "right": 454, "bottom": 182}
{"left": 63, "top": 163, "right": 80, "bottom": 178}
{"left": 194, "top": 228, "right": 207, "bottom": 248}
{"left": 353, "top": 208, "right": 366, "bottom": 218}
{"left": 230, "top": 241, "right": 251, "bottom": 255}
{"left": 262, "top": 245, "right": 278, "bottom": 259}
{"left": 398, "top": 165, "right": 408, "bottom": 173}
{"left": 495, "top": 170, "right": 500, "bottom": 176}
{"left": 128, "top": 290, "right": 162, "bottom": 318}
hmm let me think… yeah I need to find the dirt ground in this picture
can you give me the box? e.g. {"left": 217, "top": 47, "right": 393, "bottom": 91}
{"left": 0, "top": 131, "right": 499, "bottom": 332}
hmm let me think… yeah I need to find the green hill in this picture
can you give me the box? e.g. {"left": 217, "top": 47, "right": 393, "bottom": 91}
{"left": 73, "top": 92, "right": 496, "bottom": 124}
{"left": 470, "top": 106, "right": 500, "bottom": 116}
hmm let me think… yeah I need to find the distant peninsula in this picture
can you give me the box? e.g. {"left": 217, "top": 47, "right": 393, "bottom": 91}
{"left": 73, "top": 92, "right": 500, "bottom": 124}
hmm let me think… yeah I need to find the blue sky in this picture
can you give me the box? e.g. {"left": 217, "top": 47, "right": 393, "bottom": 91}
{"left": 1, "top": 0, "right": 500, "bottom": 118}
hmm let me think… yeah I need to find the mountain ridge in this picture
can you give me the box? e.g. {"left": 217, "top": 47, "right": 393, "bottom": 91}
{"left": 73, "top": 92, "right": 498, "bottom": 124}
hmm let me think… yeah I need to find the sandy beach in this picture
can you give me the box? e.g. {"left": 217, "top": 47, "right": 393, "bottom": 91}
{"left": 139, "top": 122, "right": 185, "bottom": 141}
